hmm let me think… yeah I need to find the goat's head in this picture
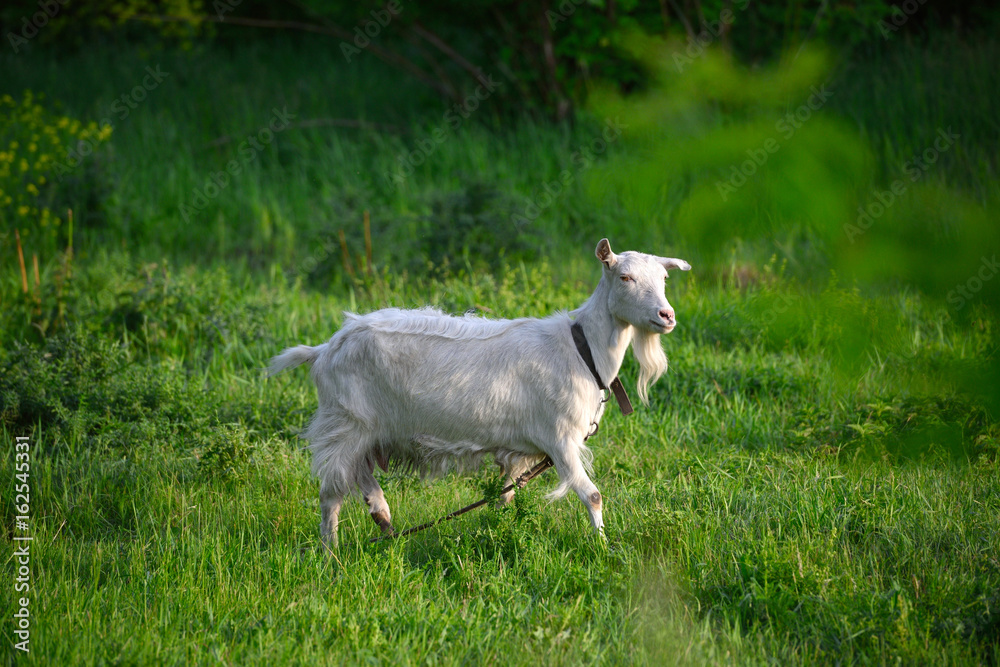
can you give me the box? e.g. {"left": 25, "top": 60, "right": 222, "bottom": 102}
{"left": 596, "top": 238, "right": 690, "bottom": 334}
{"left": 596, "top": 238, "right": 691, "bottom": 403}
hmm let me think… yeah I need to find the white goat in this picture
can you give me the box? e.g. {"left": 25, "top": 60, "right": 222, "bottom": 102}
{"left": 270, "top": 238, "right": 690, "bottom": 546}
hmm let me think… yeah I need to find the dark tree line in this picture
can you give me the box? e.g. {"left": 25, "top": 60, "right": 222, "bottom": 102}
{"left": 3, "top": 0, "right": 996, "bottom": 117}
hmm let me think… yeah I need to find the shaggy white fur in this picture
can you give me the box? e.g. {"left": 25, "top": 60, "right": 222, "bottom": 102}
{"left": 270, "top": 238, "right": 690, "bottom": 546}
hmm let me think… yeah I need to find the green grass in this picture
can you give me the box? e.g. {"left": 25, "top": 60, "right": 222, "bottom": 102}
{"left": 2, "top": 255, "right": 998, "bottom": 664}
{"left": 830, "top": 30, "right": 1000, "bottom": 200}
{"left": 1, "top": 33, "right": 637, "bottom": 269}
{"left": 2, "top": 26, "right": 1000, "bottom": 666}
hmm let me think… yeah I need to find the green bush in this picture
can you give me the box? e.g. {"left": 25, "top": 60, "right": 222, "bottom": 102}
{"left": 0, "top": 326, "right": 202, "bottom": 453}
{"left": 419, "top": 182, "right": 537, "bottom": 274}
{"left": 196, "top": 423, "right": 258, "bottom": 480}
{"left": 0, "top": 91, "right": 112, "bottom": 253}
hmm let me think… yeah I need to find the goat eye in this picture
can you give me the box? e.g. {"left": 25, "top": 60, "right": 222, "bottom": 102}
{"left": 620, "top": 275, "right": 631, "bottom": 283}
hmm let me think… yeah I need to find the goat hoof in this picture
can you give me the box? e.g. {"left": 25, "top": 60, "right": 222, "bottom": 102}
{"left": 371, "top": 510, "right": 396, "bottom": 535}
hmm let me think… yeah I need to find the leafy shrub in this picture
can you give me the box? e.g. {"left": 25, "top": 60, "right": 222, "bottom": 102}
{"left": 0, "top": 326, "right": 203, "bottom": 452}
{"left": 103, "top": 262, "right": 277, "bottom": 361}
{"left": 791, "top": 396, "right": 999, "bottom": 462}
{"left": 0, "top": 0, "right": 207, "bottom": 50}
{"left": 0, "top": 327, "right": 130, "bottom": 433}
{"left": 0, "top": 91, "right": 113, "bottom": 252}
{"left": 418, "top": 182, "right": 537, "bottom": 273}
{"left": 196, "top": 423, "right": 258, "bottom": 480}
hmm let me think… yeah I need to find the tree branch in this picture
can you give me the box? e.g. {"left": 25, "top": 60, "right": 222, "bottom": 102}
{"left": 538, "top": 0, "right": 570, "bottom": 119}
{"left": 409, "top": 22, "right": 494, "bottom": 91}
{"left": 666, "top": 0, "right": 697, "bottom": 41}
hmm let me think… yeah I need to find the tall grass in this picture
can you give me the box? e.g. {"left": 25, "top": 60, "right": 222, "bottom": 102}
{"left": 6, "top": 30, "right": 997, "bottom": 275}
{"left": 1, "top": 34, "right": 638, "bottom": 270}
{"left": 1, "top": 255, "right": 998, "bottom": 664}
{"left": 830, "top": 31, "right": 1000, "bottom": 200}
{"left": 2, "top": 25, "right": 999, "bottom": 666}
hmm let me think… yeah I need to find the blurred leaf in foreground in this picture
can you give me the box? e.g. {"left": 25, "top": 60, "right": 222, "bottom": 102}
{"left": 589, "top": 32, "right": 1000, "bottom": 420}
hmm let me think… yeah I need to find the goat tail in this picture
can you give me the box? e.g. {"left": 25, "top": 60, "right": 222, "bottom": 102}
{"left": 268, "top": 344, "right": 323, "bottom": 376}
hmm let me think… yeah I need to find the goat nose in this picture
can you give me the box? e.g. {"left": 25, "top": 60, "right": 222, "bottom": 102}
{"left": 660, "top": 308, "right": 675, "bottom": 322}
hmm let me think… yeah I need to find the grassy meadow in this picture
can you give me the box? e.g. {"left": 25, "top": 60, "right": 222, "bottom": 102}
{"left": 2, "top": 28, "right": 1000, "bottom": 665}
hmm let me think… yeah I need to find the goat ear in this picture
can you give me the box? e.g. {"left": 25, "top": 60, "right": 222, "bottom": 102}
{"left": 596, "top": 238, "right": 617, "bottom": 268}
{"left": 659, "top": 257, "right": 691, "bottom": 273}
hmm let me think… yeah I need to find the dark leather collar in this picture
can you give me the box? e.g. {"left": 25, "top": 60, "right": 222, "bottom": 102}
{"left": 570, "top": 321, "right": 634, "bottom": 415}
{"left": 571, "top": 321, "right": 606, "bottom": 389}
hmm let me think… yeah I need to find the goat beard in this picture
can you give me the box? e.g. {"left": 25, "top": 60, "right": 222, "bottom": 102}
{"left": 631, "top": 327, "right": 668, "bottom": 404}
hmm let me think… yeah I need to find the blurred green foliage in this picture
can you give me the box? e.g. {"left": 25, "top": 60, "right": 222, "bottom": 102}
{"left": 588, "top": 32, "right": 1000, "bottom": 416}
{"left": 0, "top": 0, "right": 207, "bottom": 49}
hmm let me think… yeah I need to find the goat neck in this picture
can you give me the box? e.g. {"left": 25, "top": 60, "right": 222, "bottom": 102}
{"left": 571, "top": 274, "right": 633, "bottom": 386}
